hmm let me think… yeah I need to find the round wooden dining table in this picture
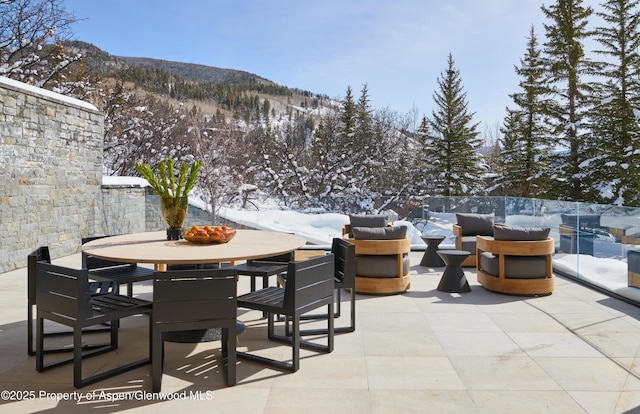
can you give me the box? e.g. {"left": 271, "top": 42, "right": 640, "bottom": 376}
{"left": 82, "top": 230, "right": 307, "bottom": 271}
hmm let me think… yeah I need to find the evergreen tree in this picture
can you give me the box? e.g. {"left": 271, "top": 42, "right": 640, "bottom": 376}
{"left": 307, "top": 85, "right": 374, "bottom": 210}
{"left": 499, "top": 26, "right": 553, "bottom": 198}
{"left": 412, "top": 116, "right": 437, "bottom": 195}
{"left": 590, "top": 0, "right": 640, "bottom": 206}
{"left": 262, "top": 98, "right": 271, "bottom": 124}
{"left": 427, "top": 54, "right": 483, "bottom": 196}
{"left": 541, "top": 0, "right": 598, "bottom": 201}
{"left": 341, "top": 85, "right": 357, "bottom": 138}
{"left": 350, "top": 84, "right": 376, "bottom": 197}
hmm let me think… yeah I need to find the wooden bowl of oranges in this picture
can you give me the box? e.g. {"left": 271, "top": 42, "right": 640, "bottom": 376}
{"left": 183, "top": 225, "right": 236, "bottom": 244}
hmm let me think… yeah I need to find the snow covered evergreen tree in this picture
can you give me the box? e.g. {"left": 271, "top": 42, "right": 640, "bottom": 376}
{"left": 589, "top": 0, "right": 640, "bottom": 206}
{"left": 349, "top": 84, "right": 378, "bottom": 198}
{"left": 499, "top": 26, "right": 553, "bottom": 198}
{"left": 427, "top": 54, "right": 483, "bottom": 196}
{"left": 341, "top": 85, "right": 357, "bottom": 139}
{"left": 541, "top": 0, "right": 598, "bottom": 201}
{"left": 411, "top": 116, "right": 437, "bottom": 196}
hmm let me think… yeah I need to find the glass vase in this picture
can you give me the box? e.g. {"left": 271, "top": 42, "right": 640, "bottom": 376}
{"left": 160, "top": 196, "right": 188, "bottom": 240}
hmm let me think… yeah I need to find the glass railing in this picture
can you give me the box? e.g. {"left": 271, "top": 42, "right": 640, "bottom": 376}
{"left": 420, "top": 196, "right": 640, "bottom": 305}
{"left": 212, "top": 194, "right": 640, "bottom": 305}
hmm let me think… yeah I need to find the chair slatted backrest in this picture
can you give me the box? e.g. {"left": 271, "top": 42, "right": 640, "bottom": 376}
{"left": 28, "top": 247, "right": 51, "bottom": 307}
{"left": 153, "top": 269, "right": 237, "bottom": 326}
{"left": 332, "top": 238, "right": 355, "bottom": 287}
{"left": 36, "top": 262, "right": 92, "bottom": 321}
{"left": 27, "top": 246, "right": 52, "bottom": 355}
{"left": 248, "top": 251, "right": 294, "bottom": 265}
{"left": 283, "top": 254, "right": 335, "bottom": 314}
{"left": 81, "top": 236, "right": 137, "bottom": 270}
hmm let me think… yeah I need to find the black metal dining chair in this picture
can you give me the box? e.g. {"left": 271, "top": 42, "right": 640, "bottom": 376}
{"left": 297, "top": 238, "right": 356, "bottom": 335}
{"left": 82, "top": 235, "right": 155, "bottom": 297}
{"left": 233, "top": 252, "right": 294, "bottom": 292}
{"left": 237, "top": 254, "right": 335, "bottom": 372}
{"left": 35, "top": 261, "right": 152, "bottom": 388}
{"left": 27, "top": 246, "right": 113, "bottom": 356}
{"left": 151, "top": 268, "right": 238, "bottom": 391}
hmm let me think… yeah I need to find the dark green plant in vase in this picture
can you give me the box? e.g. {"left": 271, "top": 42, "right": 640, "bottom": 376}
{"left": 135, "top": 158, "right": 203, "bottom": 240}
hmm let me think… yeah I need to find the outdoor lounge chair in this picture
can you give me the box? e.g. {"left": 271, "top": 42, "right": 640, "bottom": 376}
{"left": 476, "top": 225, "right": 554, "bottom": 295}
{"left": 453, "top": 213, "right": 495, "bottom": 267}
{"left": 342, "top": 215, "right": 410, "bottom": 294}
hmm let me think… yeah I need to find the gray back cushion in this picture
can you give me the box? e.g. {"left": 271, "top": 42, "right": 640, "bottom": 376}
{"left": 493, "top": 225, "right": 550, "bottom": 241}
{"left": 349, "top": 214, "right": 388, "bottom": 228}
{"left": 352, "top": 226, "right": 407, "bottom": 240}
{"left": 356, "top": 254, "right": 410, "bottom": 278}
{"left": 456, "top": 213, "right": 494, "bottom": 236}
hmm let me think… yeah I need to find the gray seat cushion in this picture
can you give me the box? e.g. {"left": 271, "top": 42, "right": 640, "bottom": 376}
{"left": 480, "top": 252, "right": 548, "bottom": 279}
{"left": 356, "top": 255, "right": 410, "bottom": 278}
{"left": 460, "top": 236, "right": 477, "bottom": 253}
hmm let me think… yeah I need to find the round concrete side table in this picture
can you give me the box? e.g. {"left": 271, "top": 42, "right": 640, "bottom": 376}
{"left": 436, "top": 250, "right": 472, "bottom": 293}
{"left": 420, "top": 235, "right": 446, "bottom": 267}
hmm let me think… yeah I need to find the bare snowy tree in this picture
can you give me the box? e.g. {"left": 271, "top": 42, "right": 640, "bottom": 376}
{"left": 0, "top": 0, "right": 82, "bottom": 92}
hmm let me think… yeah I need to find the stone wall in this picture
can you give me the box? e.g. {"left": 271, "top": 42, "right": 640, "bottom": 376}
{"left": 98, "top": 184, "right": 149, "bottom": 236}
{"left": 0, "top": 77, "right": 234, "bottom": 274}
{"left": 0, "top": 77, "right": 104, "bottom": 273}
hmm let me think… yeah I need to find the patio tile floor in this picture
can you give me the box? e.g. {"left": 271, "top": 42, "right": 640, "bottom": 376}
{"left": 1, "top": 252, "right": 640, "bottom": 413}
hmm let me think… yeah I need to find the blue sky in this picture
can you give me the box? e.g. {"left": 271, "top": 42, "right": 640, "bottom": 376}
{"left": 63, "top": 0, "right": 602, "bottom": 131}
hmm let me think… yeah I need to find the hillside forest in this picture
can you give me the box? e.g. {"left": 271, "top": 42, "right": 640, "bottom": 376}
{"left": 3, "top": 0, "right": 640, "bottom": 218}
